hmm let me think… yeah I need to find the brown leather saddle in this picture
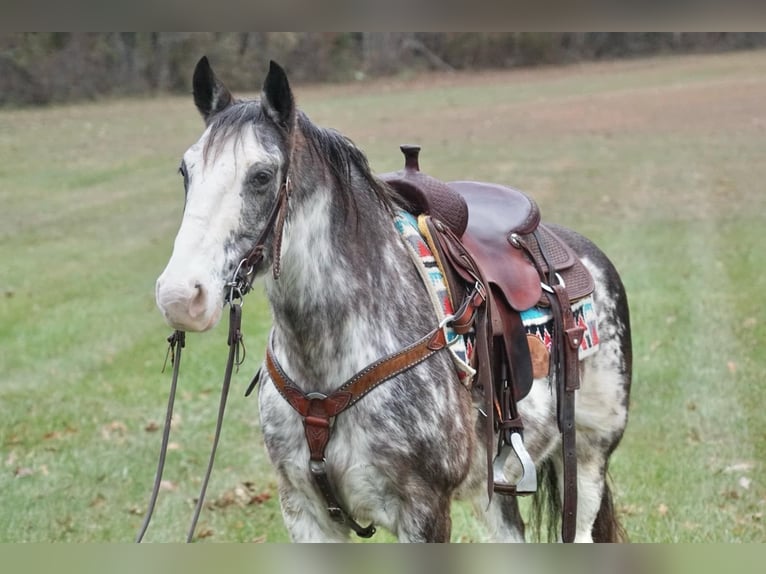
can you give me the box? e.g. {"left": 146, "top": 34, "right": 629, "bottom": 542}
{"left": 380, "top": 145, "right": 594, "bottom": 395}
{"left": 380, "top": 146, "right": 592, "bottom": 539}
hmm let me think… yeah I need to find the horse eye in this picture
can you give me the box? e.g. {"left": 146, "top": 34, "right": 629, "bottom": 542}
{"left": 251, "top": 170, "right": 272, "bottom": 186}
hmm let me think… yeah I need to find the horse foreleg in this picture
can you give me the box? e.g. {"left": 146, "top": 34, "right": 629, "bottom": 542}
{"left": 276, "top": 479, "right": 351, "bottom": 542}
{"left": 394, "top": 492, "right": 453, "bottom": 542}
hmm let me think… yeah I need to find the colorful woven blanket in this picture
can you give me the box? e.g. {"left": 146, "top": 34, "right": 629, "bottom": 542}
{"left": 394, "top": 210, "right": 600, "bottom": 386}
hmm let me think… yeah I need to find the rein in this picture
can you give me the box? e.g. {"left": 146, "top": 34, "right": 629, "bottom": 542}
{"left": 135, "top": 305, "right": 244, "bottom": 543}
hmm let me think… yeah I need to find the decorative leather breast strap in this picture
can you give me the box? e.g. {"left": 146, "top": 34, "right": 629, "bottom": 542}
{"left": 265, "top": 323, "right": 454, "bottom": 538}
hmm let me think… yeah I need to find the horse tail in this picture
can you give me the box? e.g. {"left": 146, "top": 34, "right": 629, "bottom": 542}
{"left": 529, "top": 458, "right": 561, "bottom": 542}
{"left": 591, "top": 467, "right": 628, "bottom": 543}
{"left": 529, "top": 460, "right": 628, "bottom": 542}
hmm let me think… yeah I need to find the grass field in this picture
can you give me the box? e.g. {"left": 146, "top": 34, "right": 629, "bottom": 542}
{"left": 1, "top": 50, "right": 765, "bottom": 543}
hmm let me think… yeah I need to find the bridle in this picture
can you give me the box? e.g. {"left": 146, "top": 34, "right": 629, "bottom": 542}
{"left": 135, "top": 175, "right": 290, "bottom": 543}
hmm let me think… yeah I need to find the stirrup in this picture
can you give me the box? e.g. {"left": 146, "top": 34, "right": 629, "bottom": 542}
{"left": 492, "top": 431, "right": 537, "bottom": 495}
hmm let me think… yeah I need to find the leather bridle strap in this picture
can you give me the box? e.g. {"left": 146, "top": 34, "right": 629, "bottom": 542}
{"left": 185, "top": 303, "right": 243, "bottom": 542}
{"left": 227, "top": 177, "right": 291, "bottom": 302}
{"left": 265, "top": 325, "right": 449, "bottom": 537}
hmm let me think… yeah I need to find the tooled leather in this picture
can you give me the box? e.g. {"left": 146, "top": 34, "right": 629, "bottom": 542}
{"left": 528, "top": 225, "right": 595, "bottom": 306}
{"left": 380, "top": 175, "right": 469, "bottom": 237}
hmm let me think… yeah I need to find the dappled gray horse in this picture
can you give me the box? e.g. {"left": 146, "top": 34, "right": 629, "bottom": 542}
{"left": 155, "top": 58, "right": 632, "bottom": 542}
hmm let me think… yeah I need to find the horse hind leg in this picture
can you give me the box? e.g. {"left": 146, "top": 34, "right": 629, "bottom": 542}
{"left": 477, "top": 492, "right": 526, "bottom": 542}
{"left": 548, "top": 433, "right": 625, "bottom": 543}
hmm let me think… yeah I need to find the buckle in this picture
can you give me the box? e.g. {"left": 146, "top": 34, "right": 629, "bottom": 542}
{"left": 541, "top": 272, "right": 565, "bottom": 294}
{"left": 309, "top": 459, "right": 327, "bottom": 475}
{"left": 437, "top": 314, "right": 461, "bottom": 347}
{"left": 225, "top": 257, "right": 255, "bottom": 306}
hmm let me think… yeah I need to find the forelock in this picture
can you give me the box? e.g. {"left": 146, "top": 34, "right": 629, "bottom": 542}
{"left": 202, "top": 100, "right": 278, "bottom": 164}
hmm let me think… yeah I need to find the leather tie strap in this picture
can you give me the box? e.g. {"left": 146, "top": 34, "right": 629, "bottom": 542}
{"left": 135, "top": 330, "right": 185, "bottom": 543}
{"left": 546, "top": 284, "right": 583, "bottom": 543}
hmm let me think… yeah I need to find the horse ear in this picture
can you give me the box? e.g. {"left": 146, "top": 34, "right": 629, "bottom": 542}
{"left": 261, "top": 60, "right": 295, "bottom": 130}
{"left": 192, "top": 56, "right": 233, "bottom": 123}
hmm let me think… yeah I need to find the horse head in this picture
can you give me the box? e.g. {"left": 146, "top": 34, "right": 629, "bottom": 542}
{"left": 156, "top": 58, "right": 295, "bottom": 332}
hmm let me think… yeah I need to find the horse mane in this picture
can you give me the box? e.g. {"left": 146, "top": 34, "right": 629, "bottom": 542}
{"left": 296, "top": 112, "right": 406, "bottom": 218}
{"left": 201, "top": 100, "right": 406, "bottom": 220}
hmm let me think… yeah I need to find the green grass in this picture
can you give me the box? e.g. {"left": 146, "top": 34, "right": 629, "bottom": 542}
{"left": 1, "top": 50, "right": 765, "bottom": 542}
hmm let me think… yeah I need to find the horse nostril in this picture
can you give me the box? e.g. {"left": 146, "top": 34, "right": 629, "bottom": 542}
{"left": 189, "top": 282, "right": 207, "bottom": 318}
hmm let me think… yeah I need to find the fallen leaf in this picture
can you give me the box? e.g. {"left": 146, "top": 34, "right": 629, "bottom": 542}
{"left": 196, "top": 527, "right": 214, "bottom": 539}
{"left": 144, "top": 421, "right": 160, "bottom": 432}
{"left": 43, "top": 431, "right": 62, "bottom": 440}
{"left": 658, "top": 503, "right": 669, "bottom": 516}
{"left": 721, "top": 488, "right": 740, "bottom": 500}
{"left": 39, "top": 464, "right": 49, "bottom": 476}
{"left": 127, "top": 505, "right": 143, "bottom": 515}
{"left": 727, "top": 361, "right": 737, "bottom": 374}
{"left": 89, "top": 494, "right": 107, "bottom": 508}
{"left": 249, "top": 492, "right": 271, "bottom": 505}
{"left": 724, "top": 462, "right": 755, "bottom": 474}
{"left": 617, "top": 504, "right": 643, "bottom": 516}
{"left": 252, "top": 535, "right": 267, "bottom": 543}
{"left": 15, "top": 467, "right": 34, "bottom": 478}
{"left": 101, "top": 421, "right": 127, "bottom": 441}
{"left": 739, "top": 476, "right": 751, "bottom": 490}
{"left": 6, "top": 434, "right": 22, "bottom": 446}
{"left": 160, "top": 480, "right": 178, "bottom": 492}
{"left": 167, "top": 442, "right": 181, "bottom": 451}
{"left": 686, "top": 428, "right": 701, "bottom": 444}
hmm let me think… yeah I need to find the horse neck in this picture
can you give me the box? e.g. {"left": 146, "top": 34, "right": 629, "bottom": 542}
{"left": 264, "top": 170, "right": 430, "bottom": 389}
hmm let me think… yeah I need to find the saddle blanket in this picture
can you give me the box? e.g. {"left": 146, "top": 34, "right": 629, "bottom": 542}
{"left": 520, "top": 298, "right": 600, "bottom": 360}
{"left": 394, "top": 211, "right": 600, "bottom": 387}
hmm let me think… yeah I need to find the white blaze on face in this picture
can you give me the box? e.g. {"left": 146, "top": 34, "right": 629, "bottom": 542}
{"left": 156, "top": 126, "right": 273, "bottom": 332}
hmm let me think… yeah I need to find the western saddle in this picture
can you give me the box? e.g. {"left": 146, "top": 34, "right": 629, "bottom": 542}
{"left": 380, "top": 145, "right": 594, "bottom": 542}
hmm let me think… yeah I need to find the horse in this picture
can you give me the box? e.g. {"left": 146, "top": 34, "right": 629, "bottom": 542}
{"left": 155, "top": 57, "right": 632, "bottom": 543}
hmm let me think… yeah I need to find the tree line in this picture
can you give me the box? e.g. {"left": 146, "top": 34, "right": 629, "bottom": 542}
{"left": 2, "top": 32, "right": 765, "bottom": 106}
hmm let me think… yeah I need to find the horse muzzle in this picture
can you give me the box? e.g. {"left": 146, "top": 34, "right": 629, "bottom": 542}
{"left": 155, "top": 274, "right": 223, "bottom": 332}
